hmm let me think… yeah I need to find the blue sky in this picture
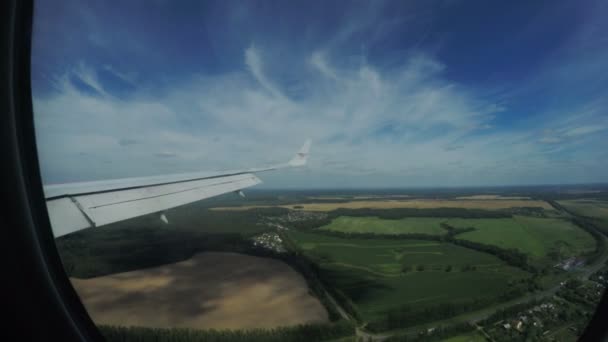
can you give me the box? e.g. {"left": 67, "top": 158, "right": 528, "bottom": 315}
{"left": 31, "top": 0, "right": 608, "bottom": 188}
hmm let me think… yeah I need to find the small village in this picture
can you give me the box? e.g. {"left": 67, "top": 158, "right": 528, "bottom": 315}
{"left": 554, "top": 256, "right": 586, "bottom": 271}
{"left": 251, "top": 232, "right": 287, "bottom": 253}
{"left": 257, "top": 210, "right": 329, "bottom": 230}
{"left": 479, "top": 265, "right": 608, "bottom": 341}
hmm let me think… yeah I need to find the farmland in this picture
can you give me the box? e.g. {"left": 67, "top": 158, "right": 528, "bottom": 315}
{"left": 287, "top": 231, "right": 530, "bottom": 323}
{"left": 319, "top": 216, "right": 447, "bottom": 235}
{"left": 71, "top": 252, "right": 329, "bottom": 329}
{"left": 449, "top": 216, "right": 596, "bottom": 262}
{"left": 441, "top": 331, "right": 487, "bottom": 342}
{"left": 211, "top": 198, "right": 553, "bottom": 211}
{"left": 313, "top": 215, "right": 595, "bottom": 266}
{"left": 56, "top": 188, "right": 608, "bottom": 341}
{"left": 558, "top": 199, "right": 608, "bottom": 232}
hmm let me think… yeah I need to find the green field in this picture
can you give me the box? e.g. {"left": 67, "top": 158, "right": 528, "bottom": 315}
{"left": 440, "top": 331, "right": 486, "bottom": 342}
{"left": 558, "top": 199, "right": 608, "bottom": 219}
{"left": 316, "top": 215, "right": 595, "bottom": 264}
{"left": 288, "top": 231, "right": 530, "bottom": 322}
{"left": 319, "top": 216, "right": 447, "bottom": 235}
{"left": 558, "top": 199, "right": 608, "bottom": 232}
{"left": 447, "top": 216, "right": 596, "bottom": 262}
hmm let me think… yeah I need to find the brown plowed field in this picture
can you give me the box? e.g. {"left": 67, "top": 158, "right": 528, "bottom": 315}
{"left": 71, "top": 252, "right": 328, "bottom": 329}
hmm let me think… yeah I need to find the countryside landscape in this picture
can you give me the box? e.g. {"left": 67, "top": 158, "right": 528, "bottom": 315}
{"left": 56, "top": 185, "right": 608, "bottom": 342}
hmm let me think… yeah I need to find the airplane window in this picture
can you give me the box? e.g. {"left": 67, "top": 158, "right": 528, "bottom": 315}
{"left": 31, "top": 1, "right": 608, "bottom": 341}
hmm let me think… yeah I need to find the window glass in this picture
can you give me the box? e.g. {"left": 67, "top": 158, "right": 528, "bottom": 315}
{"left": 32, "top": 1, "right": 608, "bottom": 341}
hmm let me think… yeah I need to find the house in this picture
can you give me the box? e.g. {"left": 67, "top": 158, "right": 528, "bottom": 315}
{"left": 516, "top": 321, "right": 523, "bottom": 331}
{"left": 503, "top": 323, "right": 511, "bottom": 330}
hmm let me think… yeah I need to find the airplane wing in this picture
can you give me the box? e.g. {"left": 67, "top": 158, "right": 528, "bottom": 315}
{"left": 44, "top": 140, "right": 311, "bottom": 237}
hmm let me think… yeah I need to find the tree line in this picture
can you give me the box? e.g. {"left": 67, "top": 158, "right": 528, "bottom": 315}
{"left": 366, "top": 297, "right": 501, "bottom": 332}
{"left": 440, "top": 222, "right": 476, "bottom": 237}
{"left": 98, "top": 320, "right": 355, "bottom": 342}
{"left": 365, "top": 280, "right": 541, "bottom": 333}
{"left": 267, "top": 233, "right": 346, "bottom": 319}
{"left": 477, "top": 299, "right": 543, "bottom": 326}
{"left": 312, "top": 229, "right": 534, "bottom": 272}
{"left": 548, "top": 200, "right": 607, "bottom": 265}
{"left": 276, "top": 230, "right": 362, "bottom": 322}
{"left": 329, "top": 207, "right": 512, "bottom": 220}
{"left": 569, "top": 217, "right": 606, "bottom": 266}
{"left": 383, "top": 322, "right": 474, "bottom": 342}
{"left": 286, "top": 207, "right": 512, "bottom": 231}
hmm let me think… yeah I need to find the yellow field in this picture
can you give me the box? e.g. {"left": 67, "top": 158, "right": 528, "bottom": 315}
{"left": 71, "top": 252, "right": 328, "bottom": 329}
{"left": 212, "top": 199, "right": 552, "bottom": 211}
{"left": 454, "top": 195, "right": 530, "bottom": 200}
{"left": 306, "top": 195, "right": 410, "bottom": 200}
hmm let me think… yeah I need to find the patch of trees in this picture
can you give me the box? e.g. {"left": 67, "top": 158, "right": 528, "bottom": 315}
{"left": 383, "top": 322, "right": 474, "bottom": 342}
{"left": 367, "top": 281, "right": 543, "bottom": 333}
{"left": 557, "top": 285, "right": 596, "bottom": 308}
{"left": 366, "top": 297, "right": 499, "bottom": 332}
{"left": 460, "top": 264, "right": 477, "bottom": 272}
{"left": 57, "top": 229, "right": 256, "bottom": 278}
{"left": 277, "top": 230, "right": 368, "bottom": 322}
{"left": 313, "top": 229, "right": 535, "bottom": 272}
{"left": 449, "top": 238, "right": 535, "bottom": 273}
{"left": 329, "top": 207, "right": 511, "bottom": 220}
{"left": 260, "top": 232, "right": 342, "bottom": 321}
{"left": 288, "top": 216, "right": 333, "bottom": 230}
{"left": 497, "top": 278, "right": 541, "bottom": 300}
{"left": 313, "top": 229, "right": 443, "bottom": 242}
{"left": 505, "top": 206, "right": 547, "bottom": 217}
{"left": 570, "top": 217, "right": 606, "bottom": 265}
{"left": 324, "top": 286, "right": 363, "bottom": 323}
{"left": 98, "top": 321, "right": 355, "bottom": 342}
{"left": 440, "top": 223, "right": 475, "bottom": 237}
{"left": 477, "top": 299, "right": 543, "bottom": 325}
{"left": 549, "top": 199, "right": 607, "bottom": 264}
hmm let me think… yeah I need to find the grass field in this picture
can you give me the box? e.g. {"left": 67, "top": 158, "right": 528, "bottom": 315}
{"left": 558, "top": 199, "right": 608, "bottom": 218}
{"left": 558, "top": 199, "right": 608, "bottom": 232}
{"left": 448, "top": 216, "right": 596, "bottom": 261}
{"left": 71, "top": 252, "right": 328, "bottom": 329}
{"left": 440, "top": 331, "right": 487, "bottom": 342}
{"left": 288, "top": 231, "right": 529, "bottom": 322}
{"left": 319, "top": 216, "right": 447, "bottom": 235}
{"left": 315, "top": 215, "right": 595, "bottom": 263}
{"left": 211, "top": 198, "right": 553, "bottom": 211}
{"left": 454, "top": 195, "right": 530, "bottom": 200}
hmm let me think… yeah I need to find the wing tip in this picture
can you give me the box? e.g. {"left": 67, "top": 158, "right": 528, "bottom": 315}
{"left": 288, "top": 139, "right": 312, "bottom": 167}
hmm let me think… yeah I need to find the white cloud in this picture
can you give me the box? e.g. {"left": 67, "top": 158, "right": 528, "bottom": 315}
{"left": 32, "top": 46, "right": 608, "bottom": 187}
{"left": 310, "top": 51, "right": 339, "bottom": 81}
{"left": 539, "top": 136, "right": 562, "bottom": 144}
{"left": 73, "top": 62, "right": 108, "bottom": 96}
{"left": 103, "top": 64, "right": 137, "bottom": 85}
{"left": 563, "top": 125, "right": 605, "bottom": 137}
{"left": 245, "top": 45, "right": 286, "bottom": 100}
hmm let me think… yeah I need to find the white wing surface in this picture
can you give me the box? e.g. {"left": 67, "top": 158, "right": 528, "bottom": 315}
{"left": 45, "top": 140, "right": 311, "bottom": 237}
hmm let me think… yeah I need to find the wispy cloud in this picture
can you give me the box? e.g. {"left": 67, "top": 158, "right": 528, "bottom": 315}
{"left": 154, "top": 151, "right": 177, "bottom": 158}
{"left": 30, "top": 1, "right": 608, "bottom": 187}
{"left": 310, "top": 51, "right": 339, "bottom": 81}
{"left": 103, "top": 64, "right": 137, "bottom": 85}
{"left": 245, "top": 45, "right": 286, "bottom": 100}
